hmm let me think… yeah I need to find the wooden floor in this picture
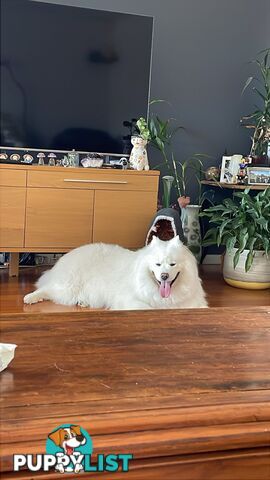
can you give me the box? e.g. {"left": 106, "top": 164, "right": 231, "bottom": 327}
{"left": 0, "top": 265, "right": 269, "bottom": 314}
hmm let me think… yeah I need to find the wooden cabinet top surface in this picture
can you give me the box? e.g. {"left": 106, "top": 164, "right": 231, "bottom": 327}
{"left": 0, "top": 163, "right": 160, "bottom": 176}
{"left": 1, "top": 307, "right": 270, "bottom": 474}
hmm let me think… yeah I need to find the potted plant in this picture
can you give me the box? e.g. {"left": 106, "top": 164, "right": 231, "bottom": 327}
{"left": 136, "top": 102, "right": 212, "bottom": 261}
{"left": 201, "top": 188, "right": 270, "bottom": 289}
{"left": 241, "top": 49, "right": 270, "bottom": 163}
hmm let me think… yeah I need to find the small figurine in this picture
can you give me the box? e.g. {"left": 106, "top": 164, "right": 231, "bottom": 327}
{"left": 10, "top": 153, "right": 21, "bottom": 161}
{"left": 129, "top": 135, "right": 149, "bottom": 171}
{"left": 205, "top": 166, "right": 220, "bottom": 181}
{"left": 62, "top": 155, "right": 70, "bottom": 167}
{"left": 119, "top": 157, "right": 128, "bottom": 170}
{"left": 37, "top": 152, "right": 45, "bottom": 165}
{"left": 237, "top": 160, "right": 249, "bottom": 184}
{"left": 67, "top": 149, "right": 79, "bottom": 167}
{"left": 23, "top": 153, "right": 34, "bottom": 164}
{"left": 0, "top": 152, "right": 8, "bottom": 161}
{"left": 48, "top": 152, "right": 56, "bottom": 166}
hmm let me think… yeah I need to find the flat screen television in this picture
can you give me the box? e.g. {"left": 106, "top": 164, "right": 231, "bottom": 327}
{"left": 0, "top": 0, "right": 153, "bottom": 154}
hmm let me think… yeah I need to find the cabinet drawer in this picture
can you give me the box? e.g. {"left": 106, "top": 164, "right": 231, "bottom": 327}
{"left": 93, "top": 190, "right": 157, "bottom": 248}
{"left": 0, "top": 187, "right": 26, "bottom": 247}
{"left": 0, "top": 169, "right": 26, "bottom": 187}
{"left": 27, "top": 170, "right": 158, "bottom": 192}
{"left": 25, "top": 188, "right": 94, "bottom": 248}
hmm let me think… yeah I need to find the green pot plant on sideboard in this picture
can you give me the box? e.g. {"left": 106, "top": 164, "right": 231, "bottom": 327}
{"left": 201, "top": 188, "right": 270, "bottom": 289}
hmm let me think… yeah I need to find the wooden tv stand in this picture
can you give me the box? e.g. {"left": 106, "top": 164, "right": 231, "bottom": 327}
{"left": 0, "top": 164, "right": 159, "bottom": 276}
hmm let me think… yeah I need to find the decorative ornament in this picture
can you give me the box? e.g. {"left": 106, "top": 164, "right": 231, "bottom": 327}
{"left": 205, "top": 166, "right": 220, "bottom": 181}
{"left": 37, "top": 152, "right": 45, "bottom": 165}
{"left": 81, "top": 154, "right": 103, "bottom": 168}
{"left": 48, "top": 153, "right": 56, "bottom": 166}
{"left": 10, "top": 153, "right": 21, "bottom": 161}
{"left": 129, "top": 136, "right": 149, "bottom": 171}
{"left": 23, "top": 153, "right": 33, "bottom": 164}
{"left": 67, "top": 149, "right": 79, "bottom": 167}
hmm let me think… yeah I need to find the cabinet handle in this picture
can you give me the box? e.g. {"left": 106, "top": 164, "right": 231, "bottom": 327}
{"left": 63, "top": 179, "right": 128, "bottom": 184}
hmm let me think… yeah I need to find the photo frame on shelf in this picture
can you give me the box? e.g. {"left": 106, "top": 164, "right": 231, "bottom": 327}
{"left": 247, "top": 166, "right": 270, "bottom": 185}
{"left": 220, "top": 155, "right": 242, "bottom": 184}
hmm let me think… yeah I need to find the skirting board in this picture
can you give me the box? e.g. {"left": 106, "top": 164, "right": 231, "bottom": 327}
{"left": 202, "top": 254, "right": 222, "bottom": 265}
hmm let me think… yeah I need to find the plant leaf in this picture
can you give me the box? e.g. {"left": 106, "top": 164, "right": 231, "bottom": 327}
{"left": 242, "top": 76, "right": 254, "bottom": 95}
{"left": 238, "top": 231, "right": 249, "bottom": 253}
{"left": 226, "top": 236, "right": 237, "bottom": 253}
{"left": 245, "top": 251, "right": 254, "bottom": 272}
{"left": 233, "top": 249, "right": 241, "bottom": 269}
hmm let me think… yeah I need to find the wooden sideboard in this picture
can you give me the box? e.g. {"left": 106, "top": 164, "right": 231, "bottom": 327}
{"left": 0, "top": 164, "right": 159, "bottom": 275}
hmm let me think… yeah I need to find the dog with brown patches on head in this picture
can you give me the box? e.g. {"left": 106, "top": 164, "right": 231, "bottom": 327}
{"left": 48, "top": 425, "right": 86, "bottom": 473}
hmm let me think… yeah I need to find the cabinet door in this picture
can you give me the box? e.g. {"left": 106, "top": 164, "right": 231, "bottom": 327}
{"left": 93, "top": 190, "right": 157, "bottom": 248}
{"left": 0, "top": 187, "right": 26, "bottom": 247}
{"left": 25, "top": 188, "right": 94, "bottom": 248}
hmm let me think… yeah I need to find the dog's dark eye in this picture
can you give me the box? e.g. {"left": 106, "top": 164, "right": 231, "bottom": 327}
{"left": 64, "top": 435, "right": 68, "bottom": 440}
{"left": 170, "top": 263, "right": 176, "bottom": 266}
{"left": 156, "top": 263, "right": 161, "bottom": 266}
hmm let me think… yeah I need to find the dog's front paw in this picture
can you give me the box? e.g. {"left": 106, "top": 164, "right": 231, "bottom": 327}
{"left": 24, "top": 292, "right": 43, "bottom": 304}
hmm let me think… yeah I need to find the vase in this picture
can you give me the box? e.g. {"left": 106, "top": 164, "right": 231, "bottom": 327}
{"left": 181, "top": 205, "right": 202, "bottom": 262}
{"left": 162, "top": 176, "right": 174, "bottom": 208}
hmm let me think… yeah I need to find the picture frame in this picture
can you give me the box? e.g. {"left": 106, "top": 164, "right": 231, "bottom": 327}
{"left": 220, "top": 155, "right": 242, "bottom": 184}
{"left": 247, "top": 166, "right": 270, "bottom": 185}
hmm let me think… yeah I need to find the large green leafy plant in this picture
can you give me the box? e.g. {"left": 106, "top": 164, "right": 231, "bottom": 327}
{"left": 201, "top": 188, "right": 270, "bottom": 271}
{"left": 241, "top": 49, "right": 270, "bottom": 158}
{"left": 136, "top": 101, "right": 210, "bottom": 204}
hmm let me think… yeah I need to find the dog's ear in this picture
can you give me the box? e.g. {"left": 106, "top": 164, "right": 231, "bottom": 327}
{"left": 171, "top": 235, "right": 182, "bottom": 246}
{"left": 71, "top": 425, "right": 81, "bottom": 436}
{"left": 150, "top": 235, "right": 159, "bottom": 245}
{"left": 48, "top": 428, "right": 62, "bottom": 446}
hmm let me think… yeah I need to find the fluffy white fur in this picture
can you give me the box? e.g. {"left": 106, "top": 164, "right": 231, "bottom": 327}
{"left": 24, "top": 236, "right": 207, "bottom": 309}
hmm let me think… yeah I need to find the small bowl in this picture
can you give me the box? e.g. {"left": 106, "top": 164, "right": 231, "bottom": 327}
{"left": 81, "top": 157, "right": 103, "bottom": 168}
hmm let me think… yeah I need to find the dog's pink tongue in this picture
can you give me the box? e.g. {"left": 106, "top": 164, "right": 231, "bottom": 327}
{"left": 160, "top": 280, "right": 171, "bottom": 298}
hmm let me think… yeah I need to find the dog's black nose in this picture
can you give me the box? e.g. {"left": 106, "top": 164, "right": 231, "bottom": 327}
{"left": 76, "top": 434, "right": 84, "bottom": 442}
{"left": 161, "top": 273, "right": 169, "bottom": 281}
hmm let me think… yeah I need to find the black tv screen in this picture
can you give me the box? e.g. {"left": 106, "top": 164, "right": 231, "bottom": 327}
{"left": 0, "top": 0, "right": 153, "bottom": 154}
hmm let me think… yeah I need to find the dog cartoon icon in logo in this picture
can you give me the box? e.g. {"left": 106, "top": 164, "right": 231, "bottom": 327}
{"left": 47, "top": 424, "right": 91, "bottom": 473}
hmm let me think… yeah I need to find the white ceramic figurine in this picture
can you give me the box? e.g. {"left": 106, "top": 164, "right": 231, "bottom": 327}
{"left": 129, "top": 136, "right": 149, "bottom": 171}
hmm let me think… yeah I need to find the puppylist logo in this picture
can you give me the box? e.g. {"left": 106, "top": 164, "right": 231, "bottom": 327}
{"left": 13, "top": 423, "right": 133, "bottom": 474}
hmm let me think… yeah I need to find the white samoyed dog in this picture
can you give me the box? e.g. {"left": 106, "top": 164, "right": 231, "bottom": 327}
{"left": 24, "top": 236, "right": 207, "bottom": 309}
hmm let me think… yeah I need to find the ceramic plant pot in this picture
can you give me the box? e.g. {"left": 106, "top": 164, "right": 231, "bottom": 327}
{"left": 223, "top": 248, "right": 270, "bottom": 290}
